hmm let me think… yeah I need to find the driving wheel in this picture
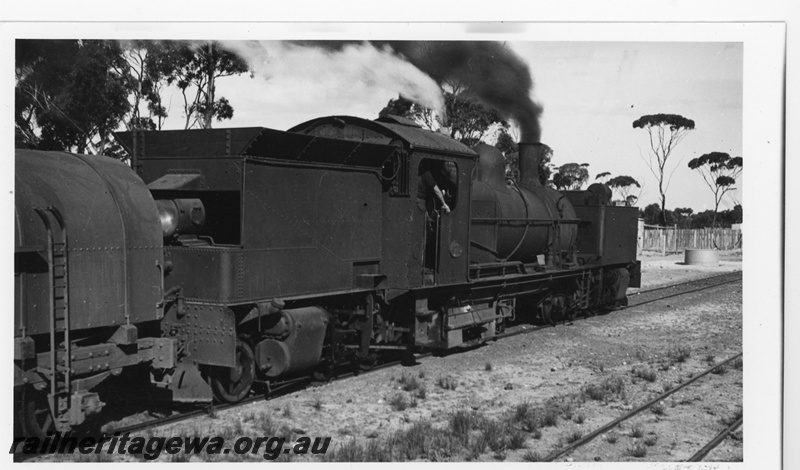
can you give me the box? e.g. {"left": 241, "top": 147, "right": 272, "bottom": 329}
{"left": 209, "top": 340, "right": 255, "bottom": 403}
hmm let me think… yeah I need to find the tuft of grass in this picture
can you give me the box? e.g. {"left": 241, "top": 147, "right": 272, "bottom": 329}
{"left": 582, "top": 375, "right": 626, "bottom": 402}
{"left": 606, "top": 431, "right": 619, "bottom": 444}
{"left": 449, "top": 409, "right": 484, "bottom": 441}
{"left": 436, "top": 375, "right": 458, "bottom": 391}
{"left": 485, "top": 362, "right": 493, "bottom": 372}
{"left": 643, "top": 435, "right": 658, "bottom": 446}
{"left": 573, "top": 413, "right": 586, "bottom": 424}
{"left": 522, "top": 450, "right": 542, "bottom": 462}
{"left": 531, "top": 428, "right": 542, "bottom": 440}
{"left": 415, "top": 385, "right": 427, "bottom": 400}
{"left": 283, "top": 404, "right": 293, "bottom": 418}
{"left": 625, "top": 442, "right": 648, "bottom": 458}
{"left": 711, "top": 364, "right": 728, "bottom": 375}
{"left": 398, "top": 372, "right": 421, "bottom": 392}
{"left": 667, "top": 345, "right": 691, "bottom": 363}
{"left": 705, "top": 353, "right": 716, "bottom": 364}
{"left": 630, "top": 424, "right": 644, "bottom": 438}
{"left": 730, "top": 357, "right": 744, "bottom": 370}
{"left": 256, "top": 412, "right": 277, "bottom": 436}
{"left": 564, "top": 429, "right": 583, "bottom": 444}
{"left": 312, "top": 396, "right": 323, "bottom": 411}
{"left": 662, "top": 382, "right": 673, "bottom": 393}
{"left": 481, "top": 419, "right": 507, "bottom": 452}
{"left": 632, "top": 366, "right": 657, "bottom": 382}
{"left": 507, "top": 429, "right": 527, "bottom": 450}
{"left": 513, "top": 401, "right": 533, "bottom": 422}
{"left": 650, "top": 403, "right": 666, "bottom": 416}
{"left": 721, "top": 406, "right": 743, "bottom": 426}
{"left": 388, "top": 393, "right": 410, "bottom": 412}
{"left": 418, "top": 369, "right": 426, "bottom": 379}
{"left": 232, "top": 418, "right": 245, "bottom": 436}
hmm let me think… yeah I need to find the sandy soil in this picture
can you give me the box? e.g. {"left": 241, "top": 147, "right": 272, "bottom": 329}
{"left": 152, "top": 249, "right": 743, "bottom": 463}
{"left": 26, "top": 250, "right": 742, "bottom": 463}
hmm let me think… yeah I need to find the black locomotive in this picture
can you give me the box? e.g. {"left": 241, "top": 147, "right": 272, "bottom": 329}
{"left": 14, "top": 114, "right": 640, "bottom": 437}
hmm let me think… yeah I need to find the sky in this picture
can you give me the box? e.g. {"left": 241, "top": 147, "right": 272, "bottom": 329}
{"left": 151, "top": 40, "right": 743, "bottom": 213}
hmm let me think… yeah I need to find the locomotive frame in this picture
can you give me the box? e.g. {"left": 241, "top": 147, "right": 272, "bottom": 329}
{"left": 14, "top": 114, "right": 640, "bottom": 437}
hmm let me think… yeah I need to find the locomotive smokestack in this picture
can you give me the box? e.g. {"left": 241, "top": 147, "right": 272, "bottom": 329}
{"left": 518, "top": 142, "right": 545, "bottom": 190}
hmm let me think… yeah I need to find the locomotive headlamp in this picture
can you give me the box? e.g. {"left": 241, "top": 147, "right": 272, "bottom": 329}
{"left": 156, "top": 198, "right": 206, "bottom": 238}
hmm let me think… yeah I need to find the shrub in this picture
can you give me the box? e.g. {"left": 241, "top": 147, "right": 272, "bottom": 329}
{"left": 625, "top": 443, "right": 647, "bottom": 458}
{"left": 481, "top": 419, "right": 506, "bottom": 452}
{"left": 389, "top": 393, "right": 409, "bottom": 412}
{"left": 606, "top": 431, "right": 619, "bottom": 444}
{"left": 257, "top": 412, "right": 277, "bottom": 436}
{"left": 630, "top": 424, "right": 644, "bottom": 438}
{"left": 513, "top": 401, "right": 533, "bottom": 423}
{"left": 436, "top": 375, "right": 458, "bottom": 391}
{"left": 650, "top": 403, "right": 666, "bottom": 416}
{"left": 711, "top": 364, "right": 728, "bottom": 375}
{"left": 667, "top": 346, "right": 691, "bottom": 363}
{"left": 507, "top": 429, "right": 527, "bottom": 450}
{"left": 582, "top": 376, "right": 626, "bottom": 401}
{"left": 573, "top": 413, "right": 586, "bottom": 424}
{"left": 312, "top": 396, "right": 323, "bottom": 411}
{"left": 632, "top": 367, "right": 657, "bottom": 382}
{"left": 485, "top": 362, "right": 493, "bottom": 372}
{"left": 449, "top": 409, "right": 483, "bottom": 441}
{"left": 564, "top": 429, "right": 583, "bottom": 444}
{"left": 643, "top": 435, "right": 658, "bottom": 446}
{"left": 415, "top": 385, "right": 427, "bottom": 400}
{"left": 522, "top": 450, "right": 542, "bottom": 462}
{"left": 398, "top": 372, "right": 421, "bottom": 392}
{"left": 721, "top": 406, "right": 743, "bottom": 426}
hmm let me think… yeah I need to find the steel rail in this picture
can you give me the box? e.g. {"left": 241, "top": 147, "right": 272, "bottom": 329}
{"left": 542, "top": 352, "right": 744, "bottom": 462}
{"left": 629, "top": 270, "right": 741, "bottom": 297}
{"left": 686, "top": 415, "right": 743, "bottom": 462}
{"left": 100, "top": 272, "right": 742, "bottom": 439}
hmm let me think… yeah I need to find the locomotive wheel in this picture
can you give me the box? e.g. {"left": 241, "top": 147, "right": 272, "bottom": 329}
{"left": 17, "top": 387, "right": 56, "bottom": 439}
{"left": 209, "top": 340, "right": 255, "bottom": 404}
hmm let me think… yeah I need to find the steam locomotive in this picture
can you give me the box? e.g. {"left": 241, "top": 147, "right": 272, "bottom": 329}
{"left": 14, "top": 114, "right": 640, "bottom": 437}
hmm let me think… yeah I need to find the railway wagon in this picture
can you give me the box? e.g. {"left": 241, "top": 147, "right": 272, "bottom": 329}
{"left": 14, "top": 114, "right": 640, "bottom": 437}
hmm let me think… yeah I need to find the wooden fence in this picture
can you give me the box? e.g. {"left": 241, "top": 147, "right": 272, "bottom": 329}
{"left": 641, "top": 226, "right": 743, "bottom": 252}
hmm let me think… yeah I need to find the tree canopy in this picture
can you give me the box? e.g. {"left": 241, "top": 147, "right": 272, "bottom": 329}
{"left": 606, "top": 175, "right": 641, "bottom": 205}
{"left": 15, "top": 39, "right": 251, "bottom": 158}
{"left": 16, "top": 40, "right": 130, "bottom": 154}
{"left": 552, "top": 163, "right": 590, "bottom": 190}
{"left": 688, "top": 151, "right": 743, "bottom": 228}
{"left": 633, "top": 113, "right": 695, "bottom": 225}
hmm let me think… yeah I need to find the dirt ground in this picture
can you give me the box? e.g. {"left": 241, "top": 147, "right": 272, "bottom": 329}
{"left": 151, "top": 249, "right": 743, "bottom": 463}
{"left": 28, "top": 250, "right": 742, "bottom": 463}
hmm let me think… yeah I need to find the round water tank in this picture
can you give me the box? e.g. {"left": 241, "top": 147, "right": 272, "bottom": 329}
{"left": 684, "top": 249, "right": 719, "bottom": 266}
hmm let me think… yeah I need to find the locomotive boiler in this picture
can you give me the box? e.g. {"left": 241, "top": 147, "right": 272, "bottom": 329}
{"left": 14, "top": 114, "right": 640, "bottom": 438}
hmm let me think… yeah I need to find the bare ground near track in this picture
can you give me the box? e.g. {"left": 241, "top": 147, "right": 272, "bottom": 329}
{"left": 37, "top": 250, "right": 743, "bottom": 463}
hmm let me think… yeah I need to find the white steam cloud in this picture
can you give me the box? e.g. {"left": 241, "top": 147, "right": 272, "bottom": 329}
{"left": 219, "top": 41, "right": 445, "bottom": 117}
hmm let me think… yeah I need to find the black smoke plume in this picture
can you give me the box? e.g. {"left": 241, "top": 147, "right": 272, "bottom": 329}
{"left": 292, "top": 40, "right": 543, "bottom": 142}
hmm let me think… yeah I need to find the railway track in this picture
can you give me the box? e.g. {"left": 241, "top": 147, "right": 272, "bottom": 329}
{"left": 542, "top": 352, "right": 743, "bottom": 462}
{"left": 93, "top": 270, "right": 744, "bottom": 441}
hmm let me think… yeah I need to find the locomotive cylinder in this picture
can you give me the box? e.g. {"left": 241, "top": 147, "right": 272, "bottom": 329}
{"left": 255, "top": 307, "right": 329, "bottom": 378}
{"left": 470, "top": 144, "right": 578, "bottom": 264}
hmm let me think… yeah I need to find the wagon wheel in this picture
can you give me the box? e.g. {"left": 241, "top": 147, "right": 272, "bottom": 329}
{"left": 17, "top": 386, "right": 56, "bottom": 439}
{"left": 209, "top": 340, "right": 255, "bottom": 404}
